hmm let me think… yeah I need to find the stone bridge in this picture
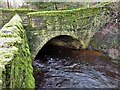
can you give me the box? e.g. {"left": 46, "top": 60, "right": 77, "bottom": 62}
{"left": 1, "top": 3, "right": 111, "bottom": 60}
{"left": 26, "top": 5, "right": 110, "bottom": 60}
{"left": 0, "top": 2, "right": 113, "bottom": 88}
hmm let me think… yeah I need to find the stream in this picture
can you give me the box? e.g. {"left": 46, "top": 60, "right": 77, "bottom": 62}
{"left": 33, "top": 44, "right": 120, "bottom": 88}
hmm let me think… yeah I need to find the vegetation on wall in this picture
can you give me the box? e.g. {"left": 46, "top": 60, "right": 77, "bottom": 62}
{"left": 0, "top": 1, "right": 119, "bottom": 88}
{"left": 26, "top": 2, "right": 99, "bottom": 10}
{"left": 0, "top": 14, "right": 35, "bottom": 88}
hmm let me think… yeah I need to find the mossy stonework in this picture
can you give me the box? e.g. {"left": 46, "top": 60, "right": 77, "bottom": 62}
{"left": 0, "top": 14, "right": 35, "bottom": 88}
{"left": 0, "top": 2, "right": 119, "bottom": 88}
{"left": 26, "top": 4, "right": 111, "bottom": 60}
{"left": 1, "top": 3, "right": 112, "bottom": 61}
{"left": 0, "top": 8, "right": 36, "bottom": 27}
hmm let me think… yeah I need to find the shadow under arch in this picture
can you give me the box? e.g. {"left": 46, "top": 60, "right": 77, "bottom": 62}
{"left": 32, "top": 35, "right": 120, "bottom": 88}
{"left": 33, "top": 35, "right": 82, "bottom": 87}
{"left": 34, "top": 35, "right": 82, "bottom": 62}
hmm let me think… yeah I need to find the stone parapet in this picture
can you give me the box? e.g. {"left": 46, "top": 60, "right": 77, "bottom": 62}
{"left": 0, "top": 14, "right": 34, "bottom": 88}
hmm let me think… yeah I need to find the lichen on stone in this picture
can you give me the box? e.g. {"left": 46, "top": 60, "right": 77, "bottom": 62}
{"left": 0, "top": 14, "right": 35, "bottom": 88}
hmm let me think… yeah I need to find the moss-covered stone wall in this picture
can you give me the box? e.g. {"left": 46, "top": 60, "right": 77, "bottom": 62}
{"left": 1, "top": 3, "right": 112, "bottom": 61}
{"left": 0, "top": 8, "right": 36, "bottom": 28}
{"left": 1, "top": 2, "right": 118, "bottom": 88}
{"left": 26, "top": 3, "right": 111, "bottom": 60}
{"left": 0, "top": 14, "right": 35, "bottom": 88}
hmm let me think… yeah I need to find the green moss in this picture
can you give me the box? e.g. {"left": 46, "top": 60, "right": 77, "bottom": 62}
{"left": 0, "top": 14, "right": 35, "bottom": 88}
{"left": 27, "top": 2, "right": 111, "bottom": 17}
{"left": 0, "top": 33, "right": 18, "bottom": 37}
{"left": 0, "top": 2, "right": 113, "bottom": 88}
{"left": 27, "top": 7, "right": 102, "bottom": 17}
{"left": 1, "top": 8, "right": 36, "bottom": 14}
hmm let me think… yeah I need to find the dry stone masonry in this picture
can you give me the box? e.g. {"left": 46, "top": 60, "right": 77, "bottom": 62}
{"left": 0, "top": 14, "right": 34, "bottom": 88}
{"left": 1, "top": 2, "right": 119, "bottom": 88}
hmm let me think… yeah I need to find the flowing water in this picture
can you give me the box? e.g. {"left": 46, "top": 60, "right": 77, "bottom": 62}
{"left": 33, "top": 44, "right": 120, "bottom": 88}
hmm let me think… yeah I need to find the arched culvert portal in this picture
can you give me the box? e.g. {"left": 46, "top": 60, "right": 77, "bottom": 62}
{"left": 34, "top": 35, "right": 83, "bottom": 61}
{"left": 33, "top": 35, "right": 119, "bottom": 88}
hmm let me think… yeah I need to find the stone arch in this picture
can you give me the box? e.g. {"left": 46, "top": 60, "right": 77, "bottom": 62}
{"left": 32, "top": 31, "right": 80, "bottom": 60}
